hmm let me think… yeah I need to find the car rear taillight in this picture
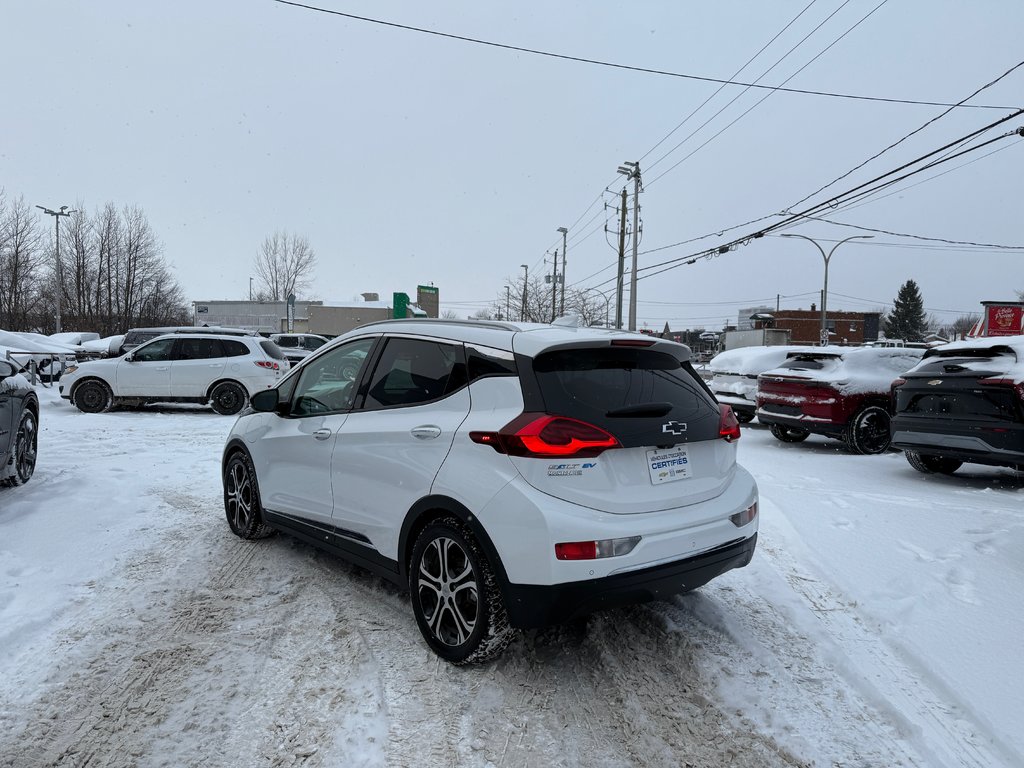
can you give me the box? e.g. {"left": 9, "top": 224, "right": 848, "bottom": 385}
{"left": 981, "top": 377, "right": 1024, "bottom": 402}
{"left": 255, "top": 360, "right": 281, "bottom": 371}
{"left": 719, "top": 404, "right": 741, "bottom": 442}
{"left": 470, "top": 412, "right": 620, "bottom": 458}
{"left": 555, "top": 536, "right": 641, "bottom": 560}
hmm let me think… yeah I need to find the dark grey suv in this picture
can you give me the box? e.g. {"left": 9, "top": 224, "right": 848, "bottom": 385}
{"left": 0, "top": 360, "right": 39, "bottom": 487}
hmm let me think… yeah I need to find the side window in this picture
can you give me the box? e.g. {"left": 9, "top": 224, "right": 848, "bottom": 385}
{"left": 275, "top": 336, "right": 298, "bottom": 348}
{"left": 132, "top": 338, "right": 175, "bottom": 362}
{"left": 364, "top": 338, "right": 466, "bottom": 409}
{"left": 305, "top": 336, "right": 327, "bottom": 350}
{"left": 290, "top": 338, "right": 375, "bottom": 417}
{"left": 467, "top": 344, "right": 517, "bottom": 382}
{"left": 177, "top": 338, "right": 224, "bottom": 360}
{"left": 222, "top": 339, "right": 249, "bottom": 357}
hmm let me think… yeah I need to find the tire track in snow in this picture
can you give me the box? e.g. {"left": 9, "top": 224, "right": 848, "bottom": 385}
{"left": 743, "top": 502, "right": 1016, "bottom": 768}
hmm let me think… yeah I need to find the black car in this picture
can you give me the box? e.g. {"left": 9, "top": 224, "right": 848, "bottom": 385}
{"left": 0, "top": 359, "right": 39, "bottom": 487}
{"left": 891, "top": 337, "right": 1024, "bottom": 475}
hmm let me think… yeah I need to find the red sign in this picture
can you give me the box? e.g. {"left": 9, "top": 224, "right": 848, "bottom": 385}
{"left": 986, "top": 305, "right": 1024, "bottom": 336}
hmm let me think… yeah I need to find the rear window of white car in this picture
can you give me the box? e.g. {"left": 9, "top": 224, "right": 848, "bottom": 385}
{"left": 260, "top": 340, "right": 287, "bottom": 360}
{"left": 527, "top": 347, "right": 721, "bottom": 446}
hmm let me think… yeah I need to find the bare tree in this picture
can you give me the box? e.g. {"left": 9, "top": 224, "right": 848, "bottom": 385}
{"left": 0, "top": 195, "right": 46, "bottom": 330}
{"left": 440, "top": 309, "right": 459, "bottom": 319}
{"left": 491, "top": 276, "right": 608, "bottom": 325}
{"left": 253, "top": 231, "right": 317, "bottom": 300}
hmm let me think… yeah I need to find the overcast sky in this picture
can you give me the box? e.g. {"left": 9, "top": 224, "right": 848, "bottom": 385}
{"left": 4, "top": 1, "right": 1022, "bottom": 330}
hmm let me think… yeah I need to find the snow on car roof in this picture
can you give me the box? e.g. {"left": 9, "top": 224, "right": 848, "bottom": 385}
{"left": 709, "top": 345, "right": 817, "bottom": 375}
{"left": 761, "top": 345, "right": 924, "bottom": 395}
{"left": 912, "top": 334, "right": 1024, "bottom": 383}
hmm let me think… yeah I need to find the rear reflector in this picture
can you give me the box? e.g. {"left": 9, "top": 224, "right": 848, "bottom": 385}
{"left": 719, "top": 404, "right": 741, "bottom": 442}
{"left": 730, "top": 502, "right": 758, "bottom": 528}
{"left": 471, "top": 413, "right": 620, "bottom": 458}
{"left": 555, "top": 536, "right": 641, "bottom": 560}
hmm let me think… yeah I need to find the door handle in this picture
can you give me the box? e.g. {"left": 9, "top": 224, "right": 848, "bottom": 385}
{"left": 411, "top": 425, "right": 442, "bottom": 440}
{"left": 313, "top": 428, "right": 333, "bottom": 440}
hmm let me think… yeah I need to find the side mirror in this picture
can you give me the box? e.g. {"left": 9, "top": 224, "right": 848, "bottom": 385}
{"left": 124, "top": 354, "right": 135, "bottom": 362}
{"left": 0, "top": 360, "right": 16, "bottom": 379}
{"left": 250, "top": 389, "right": 281, "bottom": 413}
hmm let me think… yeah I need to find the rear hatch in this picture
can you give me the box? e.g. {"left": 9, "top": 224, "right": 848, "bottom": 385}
{"left": 510, "top": 344, "right": 734, "bottom": 514}
{"left": 894, "top": 346, "right": 1023, "bottom": 447}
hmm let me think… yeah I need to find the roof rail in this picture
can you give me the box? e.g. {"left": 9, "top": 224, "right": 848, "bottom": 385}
{"left": 359, "top": 318, "right": 522, "bottom": 332}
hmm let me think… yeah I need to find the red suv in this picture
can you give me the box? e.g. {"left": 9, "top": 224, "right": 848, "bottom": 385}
{"left": 756, "top": 347, "right": 923, "bottom": 454}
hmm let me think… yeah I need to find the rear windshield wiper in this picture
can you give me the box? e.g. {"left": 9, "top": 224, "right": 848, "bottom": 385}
{"left": 606, "top": 402, "right": 673, "bottom": 417}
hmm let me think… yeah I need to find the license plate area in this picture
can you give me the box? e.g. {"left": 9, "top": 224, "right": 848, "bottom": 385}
{"left": 647, "top": 445, "right": 690, "bottom": 485}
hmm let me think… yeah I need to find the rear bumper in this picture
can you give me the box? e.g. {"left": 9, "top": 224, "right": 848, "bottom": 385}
{"left": 756, "top": 408, "right": 846, "bottom": 438}
{"left": 892, "top": 426, "right": 1024, "bottom": 469}
{"left": 502, "top": 533, "right": 757, "bottom": 628}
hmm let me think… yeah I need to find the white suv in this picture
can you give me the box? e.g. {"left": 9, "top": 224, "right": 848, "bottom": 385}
{"left": 59, "top": 333, "right": 289, "bottom": 415}
{"left": 222, "top": 320, "right": 758, "bottom": 663}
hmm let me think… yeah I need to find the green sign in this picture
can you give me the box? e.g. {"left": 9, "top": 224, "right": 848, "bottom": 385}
{"left": 393, "top": 292, "right": 410, "bottom": 319}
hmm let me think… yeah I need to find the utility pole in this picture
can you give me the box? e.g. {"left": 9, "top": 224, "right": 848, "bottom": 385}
{"left": 615, "top": 188, "right": 627, "bottom": 329}
{"left": 520, "top": 264, "right": 528, "bottom": 321}
{"left": 249, "top": 277, "right": 254, "bottom": 301}
{"left": 505, "top": 285, "right": 511, "bottom": 322}
{"left": 550, "top": 249, "right": 558, "bottom": 322}
{"left": 36, "top": 205, "right": 76, "bottom": 334}
{"left": 557, "top": 227, "right": 568, "bottom": 316}
{"left": 616, "top": 161, "right": 641, "bottom": 330}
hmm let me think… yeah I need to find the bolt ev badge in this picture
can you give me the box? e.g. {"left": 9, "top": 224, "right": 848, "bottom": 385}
{"left": 662, "top": 421, "right": 687, "bottom": 435}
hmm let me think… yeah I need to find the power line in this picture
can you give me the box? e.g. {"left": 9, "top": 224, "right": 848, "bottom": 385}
{"left": 274, "top": 0, "right": 1018, "bottom": 110}
{"left": 640, "top": 0, "right": 821, "bottom": 166}
{"left": 786, "top": 57, "right": 1024, "bottom": 209}
{"left": 647, "top": 0, "right": 891, "bottom": 187}
{"left": 783, "top": 216, "right": 1024, "bottom": 249}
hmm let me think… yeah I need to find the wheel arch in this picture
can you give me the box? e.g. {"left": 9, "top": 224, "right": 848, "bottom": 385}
{"left": 399, "top": 495, "right": 511, "bottom": 592}
{"left": 69, "top": 375, "right": 112, "bottom": 399}
{"left": 206, "top": 378, "right": 249, "bottom": 400}
{"left": 222, "top": 437, "right": 252, "bottom": 476}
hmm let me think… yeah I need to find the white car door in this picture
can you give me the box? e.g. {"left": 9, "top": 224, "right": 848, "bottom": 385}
{"left": 251, "top": 337, "right": 377, "bottom": 528}
{"left": 115, "top": 338, "right": 174, "bottom": 396}
{"left": 170, "top": 337, "right": 227, "bottom": 396}
{"left": 330, "top": 337, "right": 470, "bottom": 562}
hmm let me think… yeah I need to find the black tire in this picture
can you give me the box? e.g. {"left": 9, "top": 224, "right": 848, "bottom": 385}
{"left": 210, "top": 381, "right": 248, "bottom": 416}
{"left": 223, "top": 451, "right": 272, "bottom": 539}
{"left": 845, "top": 405, "right": 892, "bottom": 455}
{"left": 72, "top": 380, "right": 113, "bottom": 413}
{"left": 905, "top": 450, "right": 962, "bottom": 475}
{"left": 769, "top": 423, "right": 810, "bottom": 443}
{"left": 734, "top": 410, "right": 755, "bottom": 424}
{"left": 410, "top": 517, "right": 516, "bottom": 665}
{"left": 3, "top": 410, "right": 38, "bottom": 487}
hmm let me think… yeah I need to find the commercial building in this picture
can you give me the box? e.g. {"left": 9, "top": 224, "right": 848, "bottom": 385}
{"left": 753, "top": 305, "right": 881, "bottom": 345}
{"left": 192, "top": 286, "right": 438, "bottom": 336}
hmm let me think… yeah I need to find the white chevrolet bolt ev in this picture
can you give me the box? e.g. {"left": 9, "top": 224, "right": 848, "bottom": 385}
{"left": 223, "top": 319, "right": 759, "bottom": 663}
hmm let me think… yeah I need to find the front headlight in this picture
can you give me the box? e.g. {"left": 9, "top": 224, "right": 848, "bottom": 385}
{"left": 64, "top": 365, "right": 79, "bottom": 375}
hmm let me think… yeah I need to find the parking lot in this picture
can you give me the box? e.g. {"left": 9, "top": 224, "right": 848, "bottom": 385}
{"left": 1, "top": 387, "right": 1022, "bottom": 767}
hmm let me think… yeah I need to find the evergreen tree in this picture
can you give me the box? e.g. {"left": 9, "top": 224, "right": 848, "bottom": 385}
{"left": 884, "top": 279, "right": 928, "bottom": 341}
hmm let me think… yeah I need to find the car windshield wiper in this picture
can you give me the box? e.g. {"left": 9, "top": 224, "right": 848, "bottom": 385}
{"left": 606, "top": 402, "right": 673, "bottom": 417}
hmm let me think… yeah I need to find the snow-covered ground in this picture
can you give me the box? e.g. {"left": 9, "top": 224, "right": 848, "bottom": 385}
{"left": 1, "top": 386, "right": 1022, "bottom": 767}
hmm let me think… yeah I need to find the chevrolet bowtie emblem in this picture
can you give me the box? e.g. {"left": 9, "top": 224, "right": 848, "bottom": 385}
{"left": 662, "top": 421, "right": 687, "bottom": 435}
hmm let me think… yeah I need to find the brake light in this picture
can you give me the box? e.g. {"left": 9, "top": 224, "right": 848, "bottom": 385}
{"left": 470, "top": 413, "right": 620, "bottom": 458}
{"left": 255, "top": 360, "right": 280, "bottom": 371}
{"left": 555, "top": 536, "right": 641, "bottom": 560}
{"left": 719, "top": 404, "right": 741, "bottom": 442}
{"left": 610, "top": 338, "right": 655, "bottom": 347}
{"left": 981, "top": 377, "right": 1024, "bottom": 402}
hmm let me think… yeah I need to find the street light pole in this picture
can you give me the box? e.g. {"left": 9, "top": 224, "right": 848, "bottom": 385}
{"left": 505, "top": 285, "right": 511, "bottom": 322}
{"left": 36, "top": 205, "right": 76, "bottom": 334}
{"left": 520, "top": 264, "right": 528, "bottom": 322}
{"left": 781, "top": 233, "right": 874, "bottom": 344}
{"left": 249, "top": 276, "right": 254, "bottom": 301}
